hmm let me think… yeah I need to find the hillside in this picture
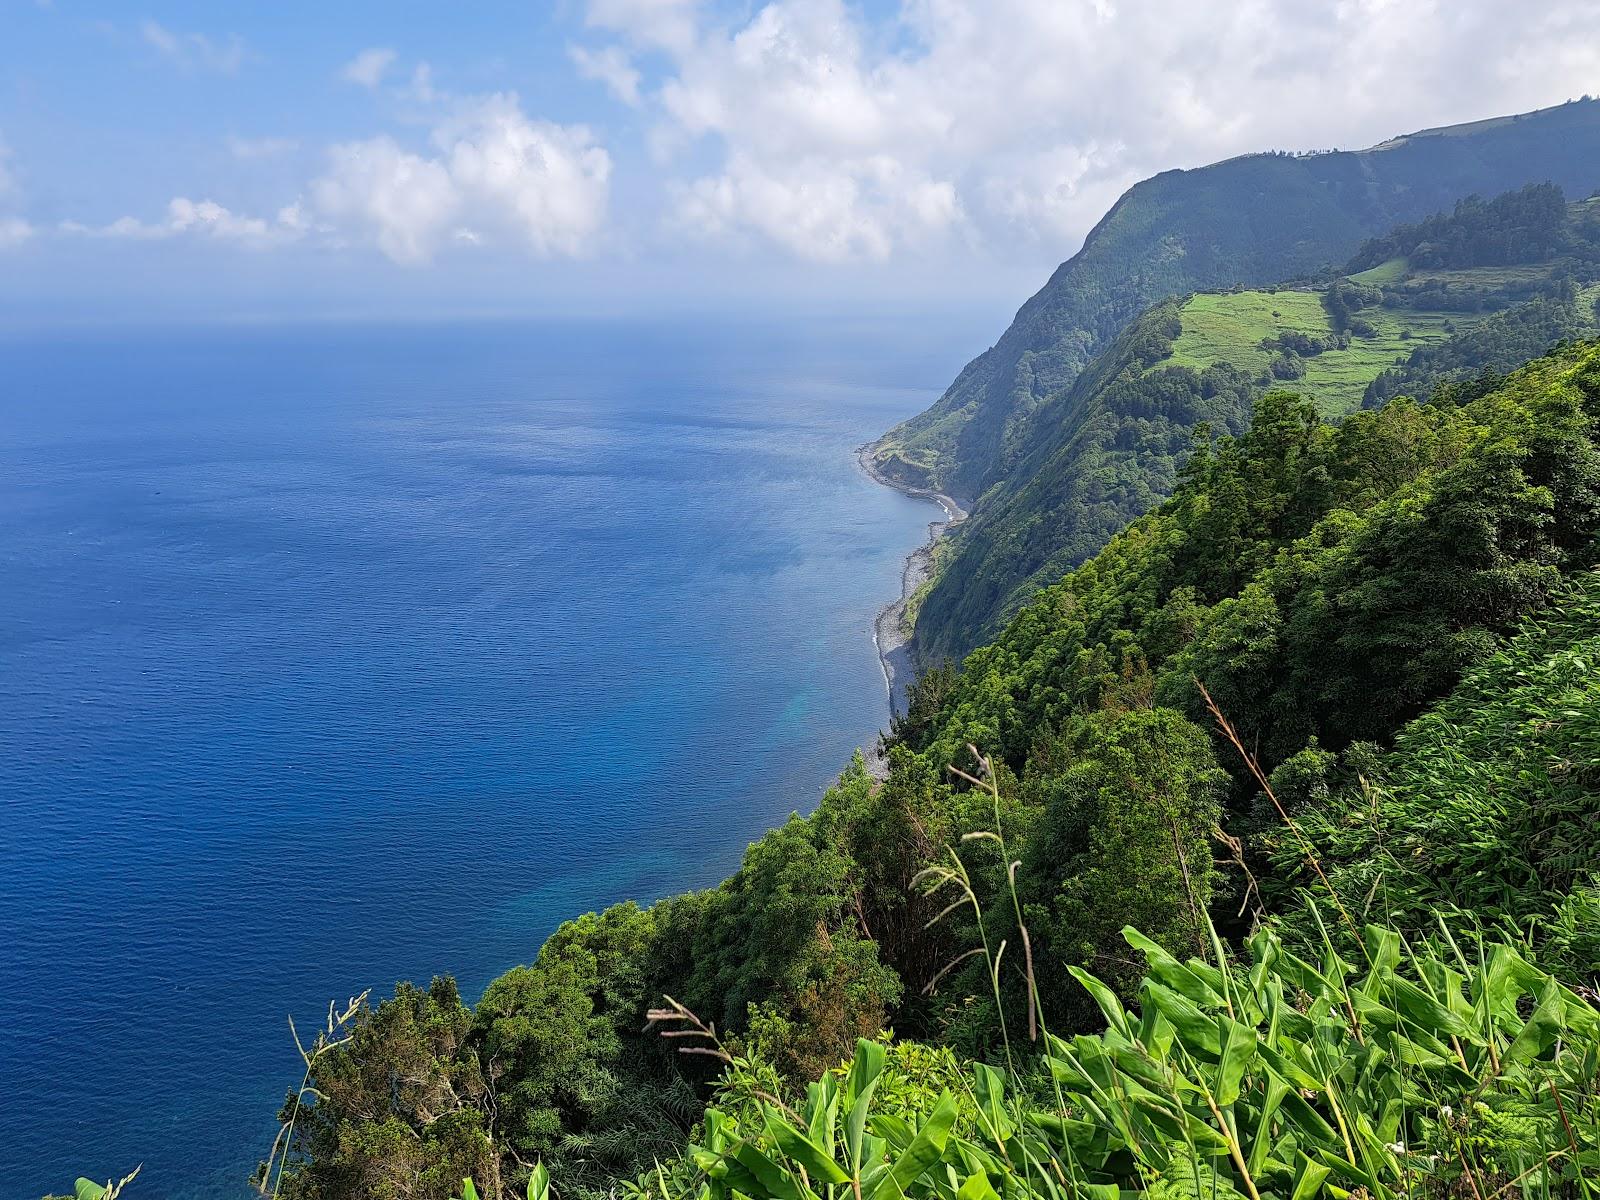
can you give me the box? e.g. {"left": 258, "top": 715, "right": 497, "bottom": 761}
{"left": 1165, "top": 287, "right": 1464, "bottom": 417}
{"left": 262, "top": 337, "right": 1600, "bottom": 1200}
{"left": 868, "top": 99, "right": 1600, "bottom": 507}
{"left": 144, "top": 115, "right": 1600, "bottom": 1200}
{"left": 909, "top": 186, "right": 1600, "bottom": 663}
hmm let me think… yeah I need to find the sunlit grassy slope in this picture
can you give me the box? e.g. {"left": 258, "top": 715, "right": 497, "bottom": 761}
{"left": 1347, "top": 255, "right": 1408, "bottom": 284}
{"left": 1167, "top": 287, "right": 1474, "bottom": 416}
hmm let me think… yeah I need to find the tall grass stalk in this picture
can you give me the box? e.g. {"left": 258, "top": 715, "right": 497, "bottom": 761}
{"left": 256, "top": 991, "right": 369, "bottom": 1199}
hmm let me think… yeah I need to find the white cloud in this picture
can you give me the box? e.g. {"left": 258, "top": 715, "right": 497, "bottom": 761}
{"left": 650, "top": 0, "right": 967, "bottom": 260}
{"left": 45, "top": 79, "right": 608, "bottom": 267}
{"left": 341, "top": 47, "right": 397, "bottom": 89}
{"left": 227, "top": 135, "right": 300, "bottom": 160}
{"left": 311, "top": 94, "right": 611, "bottom": 263}
{"left": 981, "top": 143, "right": 1134, "bottom": 245}
{"left": 438, "top": 96, "right": 612, "bottom": 256}
{"left": 141, "top": 20, "right": 246, "bottom": 74}
{"left": 64, "top": 197, "right": 302, "bottom": 244}
{"left": 312, "top": 137, "right": 459, "bottom": 262}
{"left": 576, "top": 0, "right": 1600, "bottom": 262}
{"left": 584, "top": 0, "right": 700, "bottom": 53}
{"left": 570, "top": 44, "right": 642, "bottom": 106}
{"left": 674, "top": 152, "right": 960, "bottom": 262}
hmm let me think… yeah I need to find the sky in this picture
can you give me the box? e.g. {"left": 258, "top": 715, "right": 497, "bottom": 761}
{"left": 2, "top": 0, "right": 1598, "bottom": 323}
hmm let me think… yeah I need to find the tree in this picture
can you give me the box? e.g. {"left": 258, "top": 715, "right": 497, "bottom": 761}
{"left": 1019, "top": 707, "right": 1226, "bottom": 1012}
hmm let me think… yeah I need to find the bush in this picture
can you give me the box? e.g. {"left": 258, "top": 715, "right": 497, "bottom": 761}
{"left": 1274, "top": 570, "right": 1600, "bottom": 978}
{"left": 629, "top": 920, "right": 1600, "bottom": 1200}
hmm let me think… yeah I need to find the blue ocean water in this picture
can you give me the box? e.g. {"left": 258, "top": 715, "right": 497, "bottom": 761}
{"left": 0, "top": 317, "right": 966, "bottom": 1200}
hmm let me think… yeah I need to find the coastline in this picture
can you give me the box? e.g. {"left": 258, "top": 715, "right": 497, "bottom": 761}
{"left": 856, "top": 444, "right": 968, "bottom": 774}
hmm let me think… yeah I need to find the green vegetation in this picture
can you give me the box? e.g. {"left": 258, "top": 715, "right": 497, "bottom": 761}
{"left": 1346, "top": 182, "right": 1586, "bottom": 273}
{"left": 909, "top": 301, "right": 1257, "bottom": 665}
{"left": 869, "top": 99, "right": 1600, "bottom": 502}
{"left": 623, "top": 924, "right": 1600, "bottom": 1200}
{"left": 1276, "top": 570, "right": 1600, "bottom": 979}
{"left": 1166, "top": 290, "right": 1329, "bottom": 371}
{"left": 909, "top": 344, "right": 1600, "bottom": 773}
{"left": 1365, "top": 290, "right": 1600, "bottom": 409}
{"left": 247, "top": 337, "right": 1600, "bottom": 1200}
{"left": 1346, "top": 255, "right": 1407, "bottom": 285}
{"left": 1167, "top": 287, "right": 1467, "bottom": 417}
{"left": 910, "top": 185, "right": 1600, "bottom": 664}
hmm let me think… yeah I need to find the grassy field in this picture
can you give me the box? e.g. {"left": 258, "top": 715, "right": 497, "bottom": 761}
{"left": 1403, "top": 264, "right": 1554, "bottom": 287}
{"left": 1166, "top": 287, "right": 1474, "bottom": 416}
{"left": 1166, "top": 289, "right": 1330, "bottom": 369}
{"left": 1348, "top": 256, "right": 1408, "bottom": 285}
{"left": 1299, "top": 306, "right": 1466, "bottom": 413}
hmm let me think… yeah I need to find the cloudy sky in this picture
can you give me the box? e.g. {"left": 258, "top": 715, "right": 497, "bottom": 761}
{"left": 2, "top": 0, "right": 1598, "bottom": 321}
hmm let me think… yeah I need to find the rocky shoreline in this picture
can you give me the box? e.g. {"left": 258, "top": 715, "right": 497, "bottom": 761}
{"left": 855, "top": 445, "right": 968, "bottom": 776}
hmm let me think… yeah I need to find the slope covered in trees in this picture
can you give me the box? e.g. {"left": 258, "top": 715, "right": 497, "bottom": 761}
{"left": 910, "top": 186, "right": 1600, "bottom": 663}
{"left": 262, "top": 338, "right": 1600, "bottom": 1200}
{"left": 1346, "top": 181, "right": 1597, "bottom": 272}
{"left": 1276, "top": 571, "right": 1600, "bottom": 976}
{"left": 866, "top": 99, "right": 1600, "bottom": 504}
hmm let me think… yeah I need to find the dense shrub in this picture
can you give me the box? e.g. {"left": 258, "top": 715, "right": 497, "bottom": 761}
{"left": 1275, "top": 570, "right": 1600, "bottom": 978}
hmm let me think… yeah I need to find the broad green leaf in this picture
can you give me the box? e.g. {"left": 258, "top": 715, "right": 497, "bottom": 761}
{"left": 1384, "top": 976, "right": 1472, "bottom": 1040}
{"left": 871, "top": 1113, "right": 915, "bottom": 1150}
{"left": 767, "top": 1108, "right": 851, "bottom": 1187}
{"left": 1246, "top": 1074, "right": 1290, "bottom": 1178}
{"left": 1289, "top": 1152, "right": 1331, "bottom": 1200}
{"left": 971, "top": 1062, "right": 1012, "bottom": 1144}
{"left": 1215, "top": 1017, "right": 1258, "bottom": 1106}
{"left": 1141, "top": 981, "right": 1221, "bottom": 1057}
{"left": 847, "top": 1038, "right": 887, "bottom": 1107}
{"left": 1504, "top": 977, "right": 1565, "bottom": 1066}
{"left": 719, "top": 1155, "right": 769, "bottom": 1199}
{"left": 1068, "top": 964, "right": 1132, "bottom": 1037}
{"left": 1360, "top": 925, "right": 1401, "bottom": 984}
{"left": 1027, "top": 1110, "right": 1116, "bottom": 1156}
{"left": 733, "top": 1143, "right": 804, "bottom": 1200}
{"left": 955, "top": 1171, "right": 999, "bottom": 1200}
{"left": 845, "top": 1075, "right": 882, "bottom": 1171}
{"left": 1273, "top": 1084, "right": 1340, "bottom": 1143}
{"left": 527, "top": 1162, "right": 550, "bottom": 1200}
{"left": 864, "top": 1091, "right": 958, "bottom": 1200}
{"left": 1124, "top": 927, "right": 1226, "bottom": 1007}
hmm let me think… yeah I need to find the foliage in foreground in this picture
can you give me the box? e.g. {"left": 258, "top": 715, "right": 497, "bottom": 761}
{"left": 635, "top": 918, "right": 1600, "bottom": 1200}
{"left": 41, "top": 1167, "right": 142, "bottom": 1200}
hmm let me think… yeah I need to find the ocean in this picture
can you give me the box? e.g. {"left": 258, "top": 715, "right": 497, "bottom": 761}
{"left": 0, "top": 316, "right": 968, "bottom": 1200}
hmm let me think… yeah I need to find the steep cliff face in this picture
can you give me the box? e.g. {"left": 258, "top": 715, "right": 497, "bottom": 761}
{"left": 869, "top": 99, "right": 1600, "bottom": 507}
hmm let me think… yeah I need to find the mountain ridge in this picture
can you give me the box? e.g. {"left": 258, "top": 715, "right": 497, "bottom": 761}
{"left": 868, "top": 96, "right": 1600, "bottom": 508}
{"left": 877, "top": 100, "right": 1600, "bottom": 663}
